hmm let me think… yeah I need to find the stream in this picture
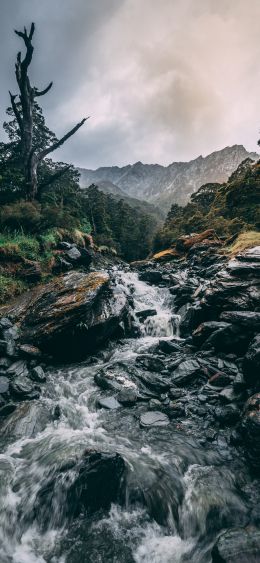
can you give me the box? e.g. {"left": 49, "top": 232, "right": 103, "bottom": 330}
{"left": 0, "top": 272, "right": 252, "bottom": 562}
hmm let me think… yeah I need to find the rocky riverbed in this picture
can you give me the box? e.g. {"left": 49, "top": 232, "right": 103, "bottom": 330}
{"left": 0, "top": 240, "right": 259, "bottom": 562}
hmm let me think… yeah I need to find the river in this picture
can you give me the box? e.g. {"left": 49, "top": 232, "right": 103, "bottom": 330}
{"left": 0, "top": 272, "right": 251, "bottom": 562}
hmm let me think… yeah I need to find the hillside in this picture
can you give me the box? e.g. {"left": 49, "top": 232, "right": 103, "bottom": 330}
{"left": 154, "top": 157, "right": 260, "bottom": 250}
{"left": 82, "top": 180, "right": 165, "bottom": 221}
{"left": 79, "top": 145, "right": 258, "bottom": 211}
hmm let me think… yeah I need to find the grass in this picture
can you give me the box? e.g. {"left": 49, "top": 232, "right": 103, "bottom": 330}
{"left": 0, "top": 274, "right": 27, "bottom": 304}
{"left": 226, "top": 230, "right": 260, "bottom": 256}
{"left": 0, "top": 233, "right": 40, "bottom": 260}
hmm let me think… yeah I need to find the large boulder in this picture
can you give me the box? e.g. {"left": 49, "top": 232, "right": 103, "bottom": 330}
{"left": 172, "top": 359, "right": 200, "bottom": 386}
{"left": 220, "top": 311, "right": 260, "bottom": 330}
{"left": 240, "top": 393, "right": 260, "bottom": 471}
{"left": 19, "top": 271, "right": 128, "bottom": 360}
{"left": 243, "top": 335, "right": 260, "bottom": 387}
{"left": 176, "top": 229, "right": 218, "bottom": 252}
{"left": 192, "top": 322, "right": 231, "bottom": 347}
{"left": 212, "top": 526, "right": 260, "bottom": 563}
{"left": 34, "top": 451, "right": 126, "bottom": 529}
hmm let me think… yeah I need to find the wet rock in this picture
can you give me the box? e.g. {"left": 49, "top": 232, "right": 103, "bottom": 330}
{"left": 0, "top": 317, "right": 13, "bottom": 330}
{"left": 137, "top": 371, "right": 171, "bottom": 394}
{"left": 214, "top": 404, "right": 240, "bottom": 426}
{"left": 165, "top": 401, "right": 185, "bottom": 418}
{"left": 168, "top": 387, "right": 185, "bottom": 399}
{"left": 135, "top": 354, "right": 165, "bottom": 373}
{"left": 179, "top": 305, "right": 205, "bottom": 337}
{"left": 0, "top": 376, "right": 9, "bottom": 394}
{"left": 208, "top": 373, "right": 234, "bottom": 388}
{"left": 7, "top": 360, "right": 29, "bottom": 378}
{"left": 0, "top": 357, "right": 10, "bottom": 369}
{"left": 243, "top": 335, "right": 260, "bottom": 387}
{"left": 0, "top": 340, "right": 9, "bottom": 355}
{"left": 30, "top": 365, "right": 46, "bottom": 383}
{"left": 158, "top": 339, "right": 181, "bottom": 354}
{"left": 18, "top": 344, "right": 42, "bottom": 359}
{"left": 237, "top": 246, "right": 260, "bottom": 262}
{"left": 212, "top": 526, "right": 260, "bottom": 563}
{"left": 10, "top": 377, "right": 40, "bottom": 400}
{"left": 139, "top": 270, "right": 162, "bottom": 284}
{"left": 35, "top": 451, "right": 126, "bottom": 527}
{"left": 202, "top": 324, "right": 250, "bottom": 354}
{"left": 97, "top": 396, "right": 121, "bottom": 410}
{"left": 192, "top": 322, "right": 230, "bottom": 347}
{"left": 240, "top": 393, "right": 260, "bottom": 471}
{"left": 233, "top": 372, "right": 247, "bottom": 392}
{"left": 68, "top": 451, "right": 125, "bottom": 516}
{"left": 172, "top": 359, "right": 200, "bottom": 386}
{"left": 136, "top": 309, "right": 157, "bottom": 321}
{"left": 53, "top": 404, "right": 61, "bottom": 420}
{"left": 79, "top": 248, "right": 93, "bottom": 267}
{"left": 20, "top": 271, "right": 128, "bottom": 360}
{"left": 117, "top": 388, "right": 138, "bottom": 406}
{"left": 95, "top": 366, "right": 137, "bottom": 394}
{"left": 0, "top": 402, "right": 53, "bottom": 440}
{"left": 227, "top": 259, "right": 260, "bottom": 276}
{"left": 66, "top": 247, "right": 81, "bottom": 261}
{"left": 176, "top": 230, "right": 218, "bottom": 252}
{"left": 220, "top": 311, "right": 260, "bottom": 330}
{"left": 57, "top": 241, "right": 72, "bottom": 250}
{"left": 0, "top": 403, "right": 16, "bottom": 417}
{"left": 219, "top": 387, "right": 241, "bottom": 403}
{"left": 140, "top": 411, "right": 170, "bottom": 428}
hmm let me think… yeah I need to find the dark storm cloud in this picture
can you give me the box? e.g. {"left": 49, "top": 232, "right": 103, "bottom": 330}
{"left": 0, "top": 0, "right": 259, "bottom": 168}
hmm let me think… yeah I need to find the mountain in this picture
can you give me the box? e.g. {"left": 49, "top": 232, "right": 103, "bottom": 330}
{"left": 78, "top": 145, "right": 259, "bottom": 212}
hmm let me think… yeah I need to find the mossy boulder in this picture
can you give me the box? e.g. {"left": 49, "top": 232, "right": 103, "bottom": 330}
{"left": 14, "top": 271, "right": 128, "bottom": 360}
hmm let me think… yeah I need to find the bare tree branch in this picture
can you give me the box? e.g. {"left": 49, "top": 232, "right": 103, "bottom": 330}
{"left": 35, "top": 82, "right": 53, "bottom": 97}
{"left": 39, "top": 117, "right": 89, "bottom": 160}
{"left": 15, "top": 23, "right": 35, "bottom": 71}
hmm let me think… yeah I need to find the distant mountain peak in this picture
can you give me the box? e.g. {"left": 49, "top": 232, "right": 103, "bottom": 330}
{"left": 79, "top": 145, "right": 259, "bottom": 212}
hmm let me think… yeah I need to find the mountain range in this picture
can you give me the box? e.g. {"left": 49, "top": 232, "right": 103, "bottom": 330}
{"left": 78, "top": 145, "right": 258, "bottom": 212}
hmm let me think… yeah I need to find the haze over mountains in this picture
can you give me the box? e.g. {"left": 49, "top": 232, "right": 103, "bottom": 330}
{"left": 79, "top": 145, "right": 258, "bottom": 212}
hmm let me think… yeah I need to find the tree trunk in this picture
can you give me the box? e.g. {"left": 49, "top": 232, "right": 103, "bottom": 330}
{"left": 10, "top": 23, "right": 88, "bottom": 200}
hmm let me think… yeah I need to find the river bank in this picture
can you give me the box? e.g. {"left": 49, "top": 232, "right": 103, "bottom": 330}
{"left": 0, "top": 236, "right": 259, "bottom": 562}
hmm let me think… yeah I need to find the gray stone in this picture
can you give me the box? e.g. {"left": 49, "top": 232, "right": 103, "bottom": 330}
{"left": 212, "top": 526, "right": 260, "bottom": 563}
{"left": 30, "top": 366, "right": 46, "bottom": 383}
{"left": 97, "top": 397, "right": 121, "bottom": 410}
{"left": 117, "top": 388, "right": 138, "bottom": 406}
{"left": 66, "top": 247, "right": 81, "bottom": 261}
{"left": 10, "top": 377, "right": 40, "bottom": 400}
{"left": 0, "top": 376, "right": 9, "bottom": 394}
{"left": 172, "top": 359, "right": 200, "bottom": 386}
{"left": 140, "top": 411, "right": 170, "bottom": 428}
{"left": 7, "top": 360, "right": 29, "bottom": 378}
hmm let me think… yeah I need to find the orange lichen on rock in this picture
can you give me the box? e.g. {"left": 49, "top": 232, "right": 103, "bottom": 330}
{"left": 152, "top": 248, "right": 181, "bottom": 261}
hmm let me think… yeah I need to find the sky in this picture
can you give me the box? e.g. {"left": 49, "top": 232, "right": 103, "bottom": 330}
{"left": 0, "top": 0, "right": 259, "bottom": 169}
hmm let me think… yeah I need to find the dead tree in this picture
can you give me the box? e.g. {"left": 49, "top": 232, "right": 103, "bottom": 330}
{"left": 9, "top": 23, "right": 88, "bottom": 200}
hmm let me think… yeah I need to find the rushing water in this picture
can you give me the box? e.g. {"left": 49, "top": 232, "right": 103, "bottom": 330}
{"left": 0, "top": 272, "right": 251, "bottom": 562}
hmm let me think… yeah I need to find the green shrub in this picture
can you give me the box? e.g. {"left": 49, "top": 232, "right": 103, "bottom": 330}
{"left": 0, "top": 274, "right": 26, "bottom": 304}
{"left": 0, "top": 201, "right": 42, "bottom": 233}
{"left": 0, "top": 233, "right": 40, "bottom": 260}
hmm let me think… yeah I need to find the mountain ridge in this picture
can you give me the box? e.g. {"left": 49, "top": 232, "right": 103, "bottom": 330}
{"left": 78, "top": 145, "right": 259, "bottom": 211}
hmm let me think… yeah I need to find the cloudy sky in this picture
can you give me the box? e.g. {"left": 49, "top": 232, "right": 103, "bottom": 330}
{"left": 0, "top": 0, "right": 259, "bottom": 168}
